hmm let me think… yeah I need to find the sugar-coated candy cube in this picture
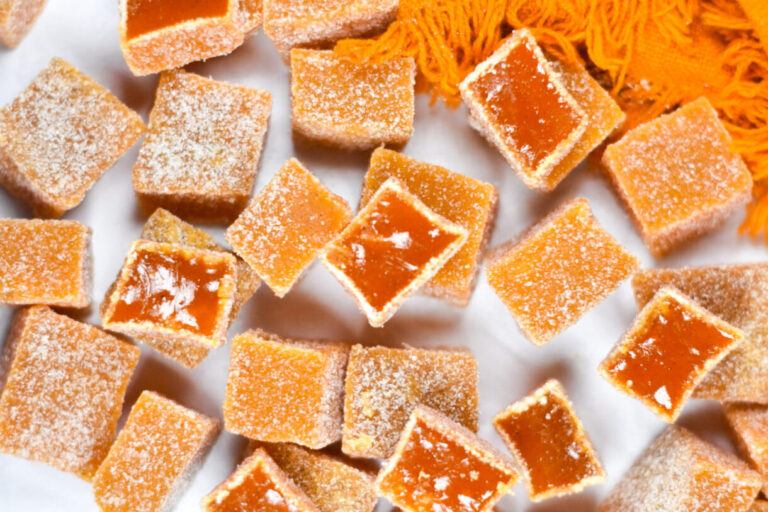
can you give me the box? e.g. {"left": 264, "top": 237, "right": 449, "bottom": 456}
{"left": 0, "top": 0, "right": 46, "bottom": 47}
{"left": 361, "top": 148, "right": 498, "bottom": 306}
{"left": 342, "top": 344, "right": 478, "bottom": 459}
{"left": 118, "top": 0, "right": 245, "bottom": 76}
{"left": 133, "top": 69, "right": 271, "bottom": 223}
{"left": 261, "top": 442, "right": 377, "bottom": 512}
{"left": 223, "top": 329, "right": 348, "bottom": 449}
{"left": 600, "top": 286, "right": 744, "bottom": 422}
{"left": 632, "top": 264, "right": 768, "bottom": 403}
{"left": 460, "top": 29, "right": 588, "bottom": 191}
{"left": 0, "top": 218, "right": 91, "bottom": 307}
{"left": 493, "top": 379, "right": 604, "bottom": 501}
{"left": 322, "top": 177, "right": 468, "bottom": 327}
{"left": 92, "top": 391, "right": 220, "bottom": 512}
{"left": 226, "top": 158, "right": 352, "bottom": 297}
{"left": 599, "top": 426, "right": 761, "bottom": 511}
{"left": 264, "top": 0, "right": 397, "bottom": 58}
{"left": 0, "top": 306, "right": 139, "bottom": 479}
{"left": 485, "top": 198, "right": 639, "bottom": 345}
{"left": 0, "top": 58, "right": 145, "bottom": 217}
{"left": 725, "top": 403, "right": 768, "bottom": 495}
{"left": 240, "top": 0, "right": 262, "bottom": 33}
{"left": 603, "top": 97, "right": 752, "bottom": 256}
{"left": 290, "top": 49, "right": 415, "bottom": 150}
{"left": 376, "top": 405, "right": 519, "bottom": 512}
{"left": 101, "top": 240, "right": 238, "bottom": 352}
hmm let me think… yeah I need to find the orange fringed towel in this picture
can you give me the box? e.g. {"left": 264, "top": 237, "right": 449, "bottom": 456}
{"left": 335, "top": 0, "right": 768, "bottom": 241}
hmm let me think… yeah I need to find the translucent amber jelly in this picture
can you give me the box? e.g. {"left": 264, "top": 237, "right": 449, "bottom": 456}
{"left": 493, "top": 380, "right": 604, "bottom": 501}
{"left": 133, "top": 69, "right": 272, "bottom": 223}
{"left": 321, "top": 178, "right": 468, "bottom": 327}
{"left": 361, "top": 148, "right": 498, "bottom": 306}
{"left": 92, "top": 391, "right": 220, "bottom": 512}
{"left": 290, "top": 49, "right": 415, "bottom": 149}
{"left": 485, "top": 198, "right": 639, "bottom": 345}
{"left": 460, "top": 29, "right": 588, "bottom": 191}
{"left": 0, "top": 306, "right": 139, "bottom": 480}
{"left": 0, "top": 59, "right": 145, "bottom": 217}
{"left": 376, "top": 406, "right": 519, "bottom": 512}
{"left": 342, "top": 344, "right": 479, "bottom": 458}
{"left": 0, "top": 219, "right": 91, "bottom": 307}
{"left": 0, "top": 0, "right": 46, "bottom": 47}
{"left": 725, "top": 403, "right": 768, "bottom": 494}
{"left": 603, "top": 97, "right": 752, "bottom": 256}
{"left": 223, "top": 330, "right": 349, "bottom": 449}
{"left": 632, "top": 264, "right": 768, "bottom": 403}
{"left": 599, "top": 426, "right": 761, "bottom": 511}
{"left": 202, "top": 448, "right": 319, "bottom": 512}
{"left": 101, "top": 240, "right": 238, "bottom": 351}
{"left": 600, "top": 286, "right": 744, "bottom": 422}
{"left": 226, "top": 158, "right": 352, "bottom": 297}
{"left": 119, "top": 0, "right": 245, "bottom": 76}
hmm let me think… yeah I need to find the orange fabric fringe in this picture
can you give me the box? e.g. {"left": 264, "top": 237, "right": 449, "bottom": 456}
{"left": 335, "top": 0, "right": 768, "bottom": 242}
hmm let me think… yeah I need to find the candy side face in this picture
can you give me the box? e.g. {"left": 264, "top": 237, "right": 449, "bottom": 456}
{"left": 0, "top": 0, "right": 47, "bottom": 47}
{"left": 724, "top": 403, "right": 768, "bottom": 495}
{"left": 240, "top": 0, "right": 262, "bottom": 33}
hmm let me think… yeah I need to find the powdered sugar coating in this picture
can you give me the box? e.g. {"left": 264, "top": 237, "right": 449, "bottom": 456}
{"left": 0, "top": 59, "right": 145, "bottom": 217}
{"left": 0, "top": 0, "right": 46, "bottom": 47}
{"left": 240, "top": 0, "right": 262, "bottom": 33}
{"left": 724, "top": 403, "right": 768, "bottom": 495}
{"left": 0, "top": 306, "right": 139, "bottom": 480}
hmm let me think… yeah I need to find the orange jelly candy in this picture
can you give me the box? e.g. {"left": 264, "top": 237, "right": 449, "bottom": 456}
{"left": 361, "top": 148, "right": 498, "bottom": 307}
{"left": 753, "top": 500, "right": 768, "bottom": 512}
{"left": 342, "top": 344, "right": 479, "bottom": 459}
{"left": 493, "top": 379, "right": 605, "bottom": 501}
{"left": 0, "top": 58, "right": 145, "bottom": 217}
{"left": 376, "top": 405, "right": 519, "bottom": 512}
{"left": 599, "top": 426, "right": 761, "bottom": 511}
{"left": 0, "top": 218, "right": 91, "bottom": 308}
{"left": 101, "top": 240, "right": 238, "bottom": 352}
{"left": 261, "top": 442, "right": 377, "bottom": 512}
{"left": 600, "top": 286, "right": 744, "bottom": 422}
{"left": 92, "top": 391, "right": 220, "bottom": 512}
{"left": 264, "top": 0, "right": 397, "bottom": 58}
{"left": 725, "top": 403, "right": 768, "bottom": 494}
{"left": 226, "top": 158, "right": 353, "bottom": 297}
{"left": 202, "top": 448, "right": 319, "bottom": 512}
{"left": 460, "top": 29, "right": 588, "bottom": 191}
{"left": 0, "top": 306, "right": 139, "bottom": 480}
{"left": 240, "top": 0, "right": 262, "bottom": 33}
{"left": 133, "top": 69, "right": 271, "bottom": 223}
{"left": 118, "top": 0, "right": 245, "bottom": 76}
{"left": 290, "top": 49, "right": 415, "bottom": 150}
{"left": 223, "top": 329, "right": 349, "bottom": 449}
{"left": 485, "top": 198, "right": 639, "bottom": 345}
{"left": 321, "top": 177, "right": 468, "bottom": 327}
{"left": 632, "top": 264, "right": 768, "bottom": 403}
{"left": 603, "top": 97, "right": 752, "bottom": 256}
{"left": 0, "top": 0, "right": 46, "bottom": 47}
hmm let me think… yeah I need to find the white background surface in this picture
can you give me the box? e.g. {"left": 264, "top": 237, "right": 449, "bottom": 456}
{"left": 0, "top": 1, "right": 766, "bottom": 511}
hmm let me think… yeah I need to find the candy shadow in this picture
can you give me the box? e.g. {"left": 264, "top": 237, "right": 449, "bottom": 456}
{"left": 676, "top": 400, "right": 736, "bottom": 454}
{"left": 356, "top": 304, "right": 463, "bottom": 349}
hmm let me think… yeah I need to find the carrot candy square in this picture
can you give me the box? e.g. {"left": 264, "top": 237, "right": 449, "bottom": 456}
{"left": 599, "top": 286, "right": 744, "bottom": 423}
{"left": 290, "top": 49, "right": 415, "bottom": 150}
{"left": 321, "top": 178, "right": 468, "bottom": 327}
{"left": 264, "top": 0, "right": 397, "bottom": 59}
{"left": 603, "top": 97, "right": 752, "bottom": 256}
{"left": 493, "top": 379, "right": 605, "bottom": 501}
{"left": 92, "top": 391, "right": 220, "bottom": 512}
{"left": 376, "top": 405, "right": 519, "bottom": 512}
{"left": 724, "top": 403, "right": 768, "bottom": 495}
{"left": 459, "top": 29, "right": 588, "bottom": 191}
{"left": 342, "top": 344, "right": 479, "bottom": 459}
{"left": 0, "top": 0, "right": 46, "bottom": 47}
{"left": 361, "top": 148, "right": 498, "bottom": 307}
{"left": 485, "top": 198, "right": 639, "bottom": 346}
{"left": 0, "top": 59, "right": 145, "bottom": 217}
{"left": 223, "top": 330, "right": 348, "bottom": 449}
{"left": 599, "top": 426, "right": 761, "bottom": 512}
{"left": 101, "top": 240, "right": 238, "bottom": 354}
{"left": 118, "top": 0, "right": 245, "bottom": 76}
{"left": 632, "top": 264, "right": 768, "bottom": 403}
{"left": 226, "top": 158, "right": 352, "bottom": 297}
{"left": 0, "top": 219, "right": 91, "bottom": 308}
{"left": 0, "top": 306, "right": 139, "bottom": 480}
{"left": 133, "top": 70, "right": 271, "bottom": 223}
